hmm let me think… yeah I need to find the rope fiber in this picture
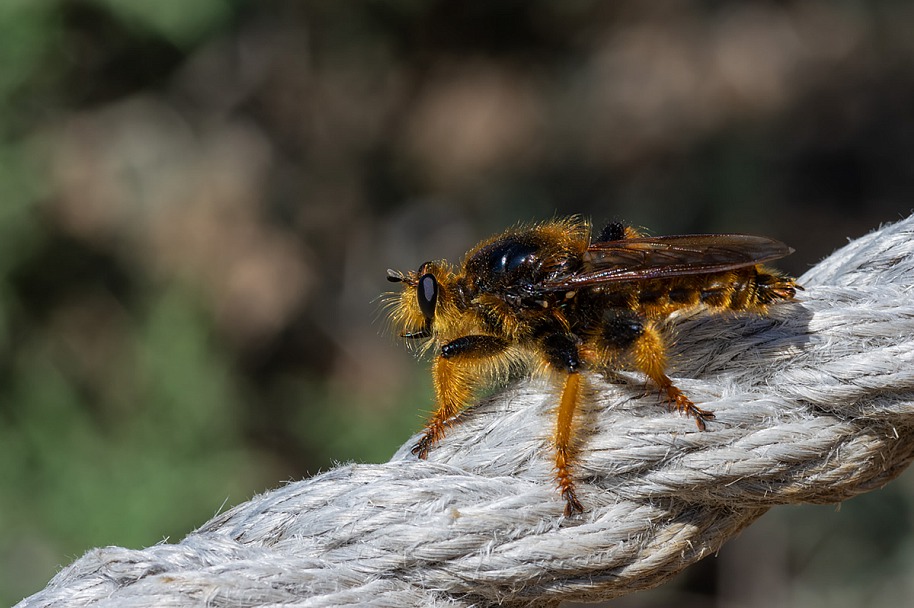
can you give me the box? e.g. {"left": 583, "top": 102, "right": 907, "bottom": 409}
{"left": 18, "top": 215, "right": 914, "bottom": 607}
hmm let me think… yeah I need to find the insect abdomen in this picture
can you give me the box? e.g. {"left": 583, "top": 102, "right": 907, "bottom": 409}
{"left": 703, "top": 266, "right": 797, "bottom": 309}
{"left": 635, "top": 266, "right": 796, "bottom": 313}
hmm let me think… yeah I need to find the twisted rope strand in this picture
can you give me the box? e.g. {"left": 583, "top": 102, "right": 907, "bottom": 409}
{"left": 18, "top": 215, "right": 914, "bottom": 607}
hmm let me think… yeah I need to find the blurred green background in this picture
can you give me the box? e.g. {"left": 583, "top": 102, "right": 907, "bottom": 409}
{"left": 3, "top": 1, "right": 914, "bottom": 606}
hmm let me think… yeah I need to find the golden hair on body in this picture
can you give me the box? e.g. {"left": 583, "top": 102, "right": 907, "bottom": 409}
{"left": 386, "top": 217, "right": 799, "bottom": 515}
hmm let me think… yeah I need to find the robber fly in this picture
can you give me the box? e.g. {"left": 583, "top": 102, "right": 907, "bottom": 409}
{"left": 386, "top": 217, "right": 799, "bottom": 515}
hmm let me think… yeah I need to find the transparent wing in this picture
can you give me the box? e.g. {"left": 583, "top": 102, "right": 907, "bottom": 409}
{"left": 541, "top": 234, "right": 793, "bottom": 289}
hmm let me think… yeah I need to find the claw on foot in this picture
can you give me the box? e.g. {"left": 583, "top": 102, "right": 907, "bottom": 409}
{"left": 665, "top": 386, "right": 714, "bottom": 430}
{"left": 410, "top": 435, "right": 432, "bottom": 459}
{"left": 411, "top": 422, "right": 445, "bottom": 459}
{"left": 562, "top": 487, "right": 584, "bottom": 517}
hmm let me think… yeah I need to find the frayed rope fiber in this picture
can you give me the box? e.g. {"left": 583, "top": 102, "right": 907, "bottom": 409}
{"left": 19, "top": 215, "right": 914, "bottom": 608}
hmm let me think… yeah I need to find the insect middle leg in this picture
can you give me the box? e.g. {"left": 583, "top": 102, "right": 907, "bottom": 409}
{"left": 411, "top": 335, "right": 508, "bottom": 458}
{"left": 601, "top": 309, "right": 714, "bottom": 429}
{"left": 541, "top": 333, "right": 586, "bottom": 516}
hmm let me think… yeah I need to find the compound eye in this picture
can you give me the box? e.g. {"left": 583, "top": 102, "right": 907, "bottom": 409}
{"left": 417, "top": 273, "right": 438, "bottom": 320}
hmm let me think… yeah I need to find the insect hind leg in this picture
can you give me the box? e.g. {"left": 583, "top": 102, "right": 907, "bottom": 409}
{"left": 600, "top": 309, "right": 713, "bottom": 429}
{"left": 632, "top": 321, "right": 713, "bottom": 429}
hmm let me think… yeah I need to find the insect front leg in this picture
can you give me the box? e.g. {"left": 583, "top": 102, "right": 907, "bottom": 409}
{"left": 412, "top": 335, "right": 508, "bottom": 459}
{"left": 601, "top": 309, "right": 714, "bottom": 429}
{"left": 541, "top": 333, "right": 586, "bottom": 516}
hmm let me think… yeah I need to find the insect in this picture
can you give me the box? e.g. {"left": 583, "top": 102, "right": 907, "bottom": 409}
{"left": 385, "top": 217, "right": 799, "bottom": 515}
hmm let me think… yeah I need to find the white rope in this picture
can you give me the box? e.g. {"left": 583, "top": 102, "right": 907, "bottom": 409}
{"left": 18, "top": 215, "right": 914, "bottom": 608}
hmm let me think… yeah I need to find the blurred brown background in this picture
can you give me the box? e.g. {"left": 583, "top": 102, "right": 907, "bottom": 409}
{"left": 3, "top": 1, "right": 914, "bottom": 606}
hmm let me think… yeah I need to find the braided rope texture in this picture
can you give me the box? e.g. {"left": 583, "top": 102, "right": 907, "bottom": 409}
{"left": 18, "top": 215, "right": 914, "bottom": 607}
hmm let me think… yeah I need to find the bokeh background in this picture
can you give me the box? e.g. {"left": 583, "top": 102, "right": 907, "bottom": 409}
{"left": 3, "top": 1, "right": 914, "bottom": 606}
